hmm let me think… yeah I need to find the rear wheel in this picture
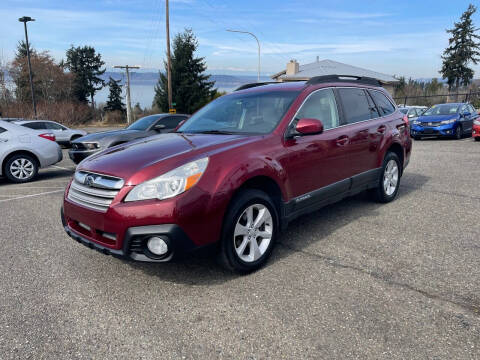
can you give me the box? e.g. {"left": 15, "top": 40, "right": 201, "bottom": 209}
{"left": 370, "top": 152, "right": 401, "bottom": 203}
{"left": 218, "top": 189, "right": 278, "bottom": 273}
{"left": 4, "top": 154, "right": 39, "bottom": 183}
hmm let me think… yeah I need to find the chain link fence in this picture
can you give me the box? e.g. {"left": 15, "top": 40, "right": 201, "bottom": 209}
{"left": 393, "top": 91, "right": 480, "bottom": 107}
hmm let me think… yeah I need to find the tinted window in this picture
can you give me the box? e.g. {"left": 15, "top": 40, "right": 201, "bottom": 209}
{"left": 46, "top": 122, "right": 66, "bottom": 130}
{"left": 468, "top": 105, "right": 475, "bottom": 113}
{"left": 296, "top": 88, "right": 339, "bottom": 130}
{"left": 338, "top": 88, "right": 376, "bottom": 124}
{"left": 156, "top": 116, "right": 184, "bottom": 130}
{"left": 127, "top": 115, "right": 161, "bottom": 131}
{"left": 179, "top": 91, "right": 299, "bottom": 135}
{"left": 23, "top": 121, "right": 47, "bottom": 130}
{"left": 370, "top": 90, "right": 395, "bottom": 116}
{"left": 0, "top": 127, "right": 6, "bottom": 134}
{"left": 366, "top": 92, "right": 380, "bottom": 118}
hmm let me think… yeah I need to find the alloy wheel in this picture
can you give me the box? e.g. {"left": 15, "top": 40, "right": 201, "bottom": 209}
{"left": 233, "top": 204, "right": 273, "bottom": 263}
{"left": 10, "top": 158, "right": 35, "bottom": 180}
{"left": 383, "top": 159, "right": 399, "bottom": 196}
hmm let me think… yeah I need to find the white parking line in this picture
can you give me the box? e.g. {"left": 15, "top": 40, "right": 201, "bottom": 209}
{"left": 49, "top": 165, "right": 75, "bottom": 171}
{"left": 0, "top": 189, "right": 64, "bottom": 203}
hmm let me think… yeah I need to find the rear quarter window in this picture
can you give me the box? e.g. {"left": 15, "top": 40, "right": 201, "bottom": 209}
{"left": 369, "top": 90, "right": 395, "bottom": 116}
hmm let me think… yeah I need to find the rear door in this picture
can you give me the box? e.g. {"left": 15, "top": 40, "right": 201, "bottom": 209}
{"left": 336, "top": 87, "right": 381, "bottom": 181}
{"left": 46, "top": 122, "right": 69, "bottom": 142}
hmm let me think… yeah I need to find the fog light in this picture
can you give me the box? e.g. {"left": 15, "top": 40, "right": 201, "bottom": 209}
{"left": 147, "top": 236, "right": 169, "bottom": 255}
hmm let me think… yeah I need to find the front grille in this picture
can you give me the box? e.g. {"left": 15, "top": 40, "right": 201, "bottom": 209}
{"left": 421, "top": 122, "right": 442, "bottom": 127}
{"left": 67, "top": 171, "right": 124, "bottom": 212}
{"left": 71, "top": 143, "right": 86, "bottom": 150}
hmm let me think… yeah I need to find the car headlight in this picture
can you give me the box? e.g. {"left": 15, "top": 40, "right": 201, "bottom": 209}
{"left": 474, "top": 119, "right": 480, "bottom": 126}
{"left": 440, "top": 118, "right": 456, "bottom": 124}
{"left": 125, "top": 157, "right": 209, "bottom": 202}
{"left": 412, "top": 120, "right": 420, "bottom": 125}
{"left": 84, "top": 142, "right": 100, "bottom": 150}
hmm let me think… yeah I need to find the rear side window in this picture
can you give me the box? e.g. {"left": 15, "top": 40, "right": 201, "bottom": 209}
{"left": 369, "top": 90, "right": 395, "bottom": 116}
{"left": 23, "top": 122, "right": 47, "bottom": 130}
{"left": 0, "top": 127, "right": 6, "bottom": 134}
{"left": 296, "top": 88, "right": 340, "bottom": 130}
{"left": 338, "top": 88, "right": 376, "bottom": 124}
{"left": 46, "top": 122, "right": 66, "bottom": 130}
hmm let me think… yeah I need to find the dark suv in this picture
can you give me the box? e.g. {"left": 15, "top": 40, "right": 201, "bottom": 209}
{"left": 61, "top": 75, "right": 411, "bottom": 272}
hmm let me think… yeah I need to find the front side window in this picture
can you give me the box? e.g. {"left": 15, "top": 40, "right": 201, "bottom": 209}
{"left": 157, "top": 116, "right": 184, "bottom": 130}
{"left": 369, "top": 90, "right": 395, "bottom": 116}
{"left": 295, "top": 88, "right": 339, "bottom": 130}
{"left": 127, "top": 115, "right": 162, "bottom": 131}
{"left": 338, "top": 88, "right": 376, "bottom": 124}
{"left": 423, "top": 104, "right": 459, "bottom": 116}
{"left": 179, "top": 90, "right": 299, "bottom": 135}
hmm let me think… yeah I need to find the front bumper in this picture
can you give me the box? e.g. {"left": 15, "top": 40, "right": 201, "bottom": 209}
{"left": 68, "top": 149, "right": 99, "bottom": 164}
{"left": 473, "top": 125, "right": 480, "bottom": 138}
{"left": 61, "top": 206, "right": 197, "bottom": 262}
{"left": 410, "top": 123, "right": 458, "bottom": 137}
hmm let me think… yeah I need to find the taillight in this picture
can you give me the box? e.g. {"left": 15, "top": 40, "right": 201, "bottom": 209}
{"left": 403, "top": 115, "right": 409, "bottom": 126}
{"left": 39, "top": 133, "right": 56, "bottom": 142}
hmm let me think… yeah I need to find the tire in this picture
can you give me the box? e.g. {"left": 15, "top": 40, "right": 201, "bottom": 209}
{"left": 455, "top": 125, "right": 463, "bottom": 140}
{"left": 217, "top": 189, "right": 279, "bottom": 273}
{"left": 475, "top": 137, "right": 480, "bottom": 142}
{"left": 413, "top": 136, "right": 421, "bottom": 140}
{"left": 4, "top": 154, "right": 39, "bottom": 183}
{"left": 370, "top": 152, "right": 401, "bottom": 203}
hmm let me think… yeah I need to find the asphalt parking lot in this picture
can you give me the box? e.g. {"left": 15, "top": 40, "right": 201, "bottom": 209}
{"left": 1, "top": 135, "right": 479, "bottom": 359}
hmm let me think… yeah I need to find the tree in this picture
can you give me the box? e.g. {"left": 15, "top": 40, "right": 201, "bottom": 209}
{"left": 9, "top": 42, "right": 73, "bottom": 103}
{"left": 103, "top": 77, "right": 125, "bottom": 113}
{"left": 440, "top": 4, "right": 480, "bottom": 91}
{"left": 153, "top": 29, "right": 216, "bottom": 114}
{"left": 64, "top": 45, "right": 105, "bottom": 106}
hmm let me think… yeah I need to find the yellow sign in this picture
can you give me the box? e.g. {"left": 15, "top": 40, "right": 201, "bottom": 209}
{"left": 169, "top": 108, "right": 176, "bottom": 114}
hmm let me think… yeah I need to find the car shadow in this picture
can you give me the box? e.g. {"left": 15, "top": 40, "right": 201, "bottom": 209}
{"left": 124, "top": 172, "right": 430, "bottom": 285}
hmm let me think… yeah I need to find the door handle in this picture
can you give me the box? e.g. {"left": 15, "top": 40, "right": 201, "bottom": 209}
{"left": 336, "top": 135, "right": 349, "bottom": 146}
{"left": 377, "top": 125, "right": 386, "bottom": 134}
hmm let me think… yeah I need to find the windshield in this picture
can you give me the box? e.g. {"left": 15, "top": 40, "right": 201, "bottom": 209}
{"left": 423, "top": 104, "right": 459, "bottom": 116}
{"left": 178, "top": 90, "right": 299, "bottom": 134}
{"left": 127, "top": 115, "right": 161, "bottom": 131}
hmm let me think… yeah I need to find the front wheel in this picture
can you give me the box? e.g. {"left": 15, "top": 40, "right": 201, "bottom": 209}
{"left": 455, "top": 125, "right": 463, "bottom": 140}
{"left": 475, "top": 137, "right": 480, "bottom": 142}
{"left": 218, "top": 189, "right": 278, "bottom": 273}
{"left": 370, "top": 152, "right": 401, "bottom": 203}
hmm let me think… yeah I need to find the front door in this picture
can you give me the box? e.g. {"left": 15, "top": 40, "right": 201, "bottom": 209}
{"left": 281, "top": 88, "right": 352, "bottom": 210}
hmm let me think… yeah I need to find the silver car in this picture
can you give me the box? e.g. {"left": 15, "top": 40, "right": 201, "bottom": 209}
{"left": 0, "top": 120, "right": 63, "bottom": 183}
{"left": 14, "top": 120, "right": 87, "bottom": 147}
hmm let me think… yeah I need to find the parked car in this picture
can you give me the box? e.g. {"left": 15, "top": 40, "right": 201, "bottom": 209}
{"left": 68, "top": 113, "right": 189, "bottom": 164}
{"left": 398, "top": 106, "right": 427, "bottom": 121}
{"left": 410, "top": 103, "right": 477, "bottom": 140}
{"left": 0, "top": 120, "right": 62, "bottom": 183}
{"left": 0, "top": 117, "right": 26, "bottom": 122}
{"left": 14, "top": 120, "right": 87, "bottom": 147}
{"left": 473, "top": 118, "right": 480, "bottom": 141}
{"left": 61, "top": 75, "right": 411, "bottom": 272}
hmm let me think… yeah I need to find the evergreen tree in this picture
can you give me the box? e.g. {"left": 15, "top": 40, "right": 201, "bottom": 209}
{"left": 440, "top": 4, "right": 480, "bottom": 91}
{"left": 103, "top": 77, "right": 125, "bottom": 113}
{"left": 15, "top": 40, "right": 35, "bottom": 60}
{"left": 64, "top": 45, "right": 106, "bottom": 106}
{"left": 153, "top": 29, "right": 216, "bottom": 113}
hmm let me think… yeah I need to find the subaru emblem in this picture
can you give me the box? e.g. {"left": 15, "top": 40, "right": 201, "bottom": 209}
{"left": 85, "top": 175, "right": 96, "bottom": 187}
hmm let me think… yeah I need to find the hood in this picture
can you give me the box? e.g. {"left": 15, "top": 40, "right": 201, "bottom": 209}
{"left": 78, "top": 132, "right": 257, "bottom": 184}
{"left": 417, "top": 114, "right": 459, "bottom": 122}
{"left": 72, "top": 129, "right": 138, "bottom": 143}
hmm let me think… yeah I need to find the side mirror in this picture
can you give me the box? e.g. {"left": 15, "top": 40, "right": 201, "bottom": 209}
{"left": 295, "top": 118, "right": 324, "bottom": 136}
{"left": 154, "top": 124, "right": 166, "bottom": 131}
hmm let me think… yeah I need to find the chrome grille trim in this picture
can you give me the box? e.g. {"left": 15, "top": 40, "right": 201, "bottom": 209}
{"left": 68, "top": 171, "right": 123, "bottom": 212}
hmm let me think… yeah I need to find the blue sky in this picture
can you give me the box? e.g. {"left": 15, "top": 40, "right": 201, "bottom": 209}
{"left": 1, "top": 0, "right": 479, "bottom": 78}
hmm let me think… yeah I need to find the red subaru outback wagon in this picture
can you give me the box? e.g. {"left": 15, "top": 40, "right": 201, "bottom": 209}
{"left": 62, "top": 75, "right": 411, "bottom": 272}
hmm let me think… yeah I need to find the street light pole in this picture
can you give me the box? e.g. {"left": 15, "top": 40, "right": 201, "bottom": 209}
{"left": 18, "top": 16, "right": 37, "bottom": 118}
{"left": 226, "top": 29, "right": 260, "bottom": 82}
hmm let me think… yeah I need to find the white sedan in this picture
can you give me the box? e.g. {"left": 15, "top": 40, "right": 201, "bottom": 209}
{"left": 14, "top": 120, "right": 87, "bottom": 147}
{"left": 0, "top": 120, "right": 63, "bottom": 183}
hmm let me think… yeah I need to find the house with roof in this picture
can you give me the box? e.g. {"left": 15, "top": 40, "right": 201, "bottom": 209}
{"left": 271, "top": 58, "right": 398, "bottom": 95}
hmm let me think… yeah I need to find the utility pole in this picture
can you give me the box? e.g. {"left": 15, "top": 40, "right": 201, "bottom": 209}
{"left": 18, "top": 16, "right": 37, "bottom": 118}
{"left": 113, "top": 65, "right": 140, "bottom": 125}
{"left": 227, "top": 29, "right": 260, "bottom": 82}
{"left": 166, "top": 0, "right": 173, "bottom": 111}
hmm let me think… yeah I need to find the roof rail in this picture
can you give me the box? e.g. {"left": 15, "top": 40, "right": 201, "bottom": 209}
{"left": 234, "top": 82, "right": 279, "bottom": 91}
{"left": 306, "top": 75, "right": 382, "bottom": 87}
